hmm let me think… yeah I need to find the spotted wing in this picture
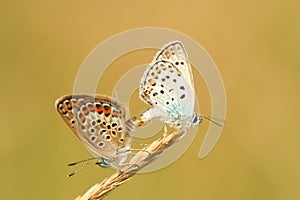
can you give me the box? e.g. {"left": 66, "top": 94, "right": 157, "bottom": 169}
{"left": 55, "top": 94, "right": 132, "bottom": 160}
{"left": 139, "top": 60, "right": 195, "bottom": 127}
{"left": 154, "top": 41, "right": 194, "bottom": 89}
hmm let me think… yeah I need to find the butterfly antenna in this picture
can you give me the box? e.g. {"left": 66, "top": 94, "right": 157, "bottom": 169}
{"left": 200, "top": 115, "right": 225, "bottom": 127}
{"left": 68, "top": 157, "right": 98, "bottom": 166}
{"left": 67, "top": 160, "right": 91, "bottom": 177}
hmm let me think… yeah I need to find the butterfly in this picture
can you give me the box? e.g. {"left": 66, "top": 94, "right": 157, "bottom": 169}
{"left": 138, "top": 41, "right": 207, "bottom": 132}
{"left": 55, "top": 94, "right": 137, "bottom": 169}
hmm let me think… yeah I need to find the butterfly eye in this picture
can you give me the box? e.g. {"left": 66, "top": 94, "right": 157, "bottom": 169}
{"left": 192, "top": 115, "right": 200, "bottom": 124}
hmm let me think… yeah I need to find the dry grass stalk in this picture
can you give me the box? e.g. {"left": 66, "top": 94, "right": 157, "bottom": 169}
{"left": 75, "top": 130, "right": 185, "bottom": 200}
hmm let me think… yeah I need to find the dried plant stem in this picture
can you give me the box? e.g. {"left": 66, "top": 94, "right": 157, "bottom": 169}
{"left": 75, "top": 130, "right": 185, "bottom": 200}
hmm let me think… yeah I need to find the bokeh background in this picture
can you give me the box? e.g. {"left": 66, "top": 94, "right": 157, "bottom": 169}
{"left": 1, "top": 0, "right": 299, "bottom": 199}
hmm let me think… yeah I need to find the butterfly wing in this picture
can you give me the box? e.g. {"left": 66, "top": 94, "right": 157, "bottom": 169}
{"left": 55, "top": 94, "right": 132, "bottom": 162}
{"left": 139, "top": 60, "right": 195, "bottom": 128}
{"left": 154, "top": 41, "right": 194, "bottom": 89}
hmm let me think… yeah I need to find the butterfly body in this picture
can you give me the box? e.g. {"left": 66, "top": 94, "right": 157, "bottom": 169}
{"left": 139, "top": 41, "right": 201, "bottom": 131}
{"left": 56, "top": 94, "right": 136, "bottom": 168}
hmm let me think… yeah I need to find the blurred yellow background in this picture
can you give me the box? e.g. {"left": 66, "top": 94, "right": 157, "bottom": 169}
{"left": 1, "top": 0, "right": 299, "bottom": 199}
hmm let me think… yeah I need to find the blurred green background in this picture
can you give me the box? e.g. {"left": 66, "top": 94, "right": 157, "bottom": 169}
{"left": 1, "top": 0, "right": 299, "bottom": 199}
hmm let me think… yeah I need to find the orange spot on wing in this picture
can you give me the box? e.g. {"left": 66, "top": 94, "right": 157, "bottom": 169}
{"left": 104, "top": 107, "right": 111, "bottom": 115}
{"left": 62, "top": 109, "right": 67, "bottom": 115}
{"left": 66, "top": 103, "right": 72, "bottom": 110}
{"left": 95, "top": 105, "right": 103, "bottom": 113}
{"left": 79, "top": 114, "right": 85, "bottom": 123}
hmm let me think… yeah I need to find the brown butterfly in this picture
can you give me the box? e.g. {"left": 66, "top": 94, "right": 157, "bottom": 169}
{"left": 55, "top": 94, "right": 137, "bottom": 169}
